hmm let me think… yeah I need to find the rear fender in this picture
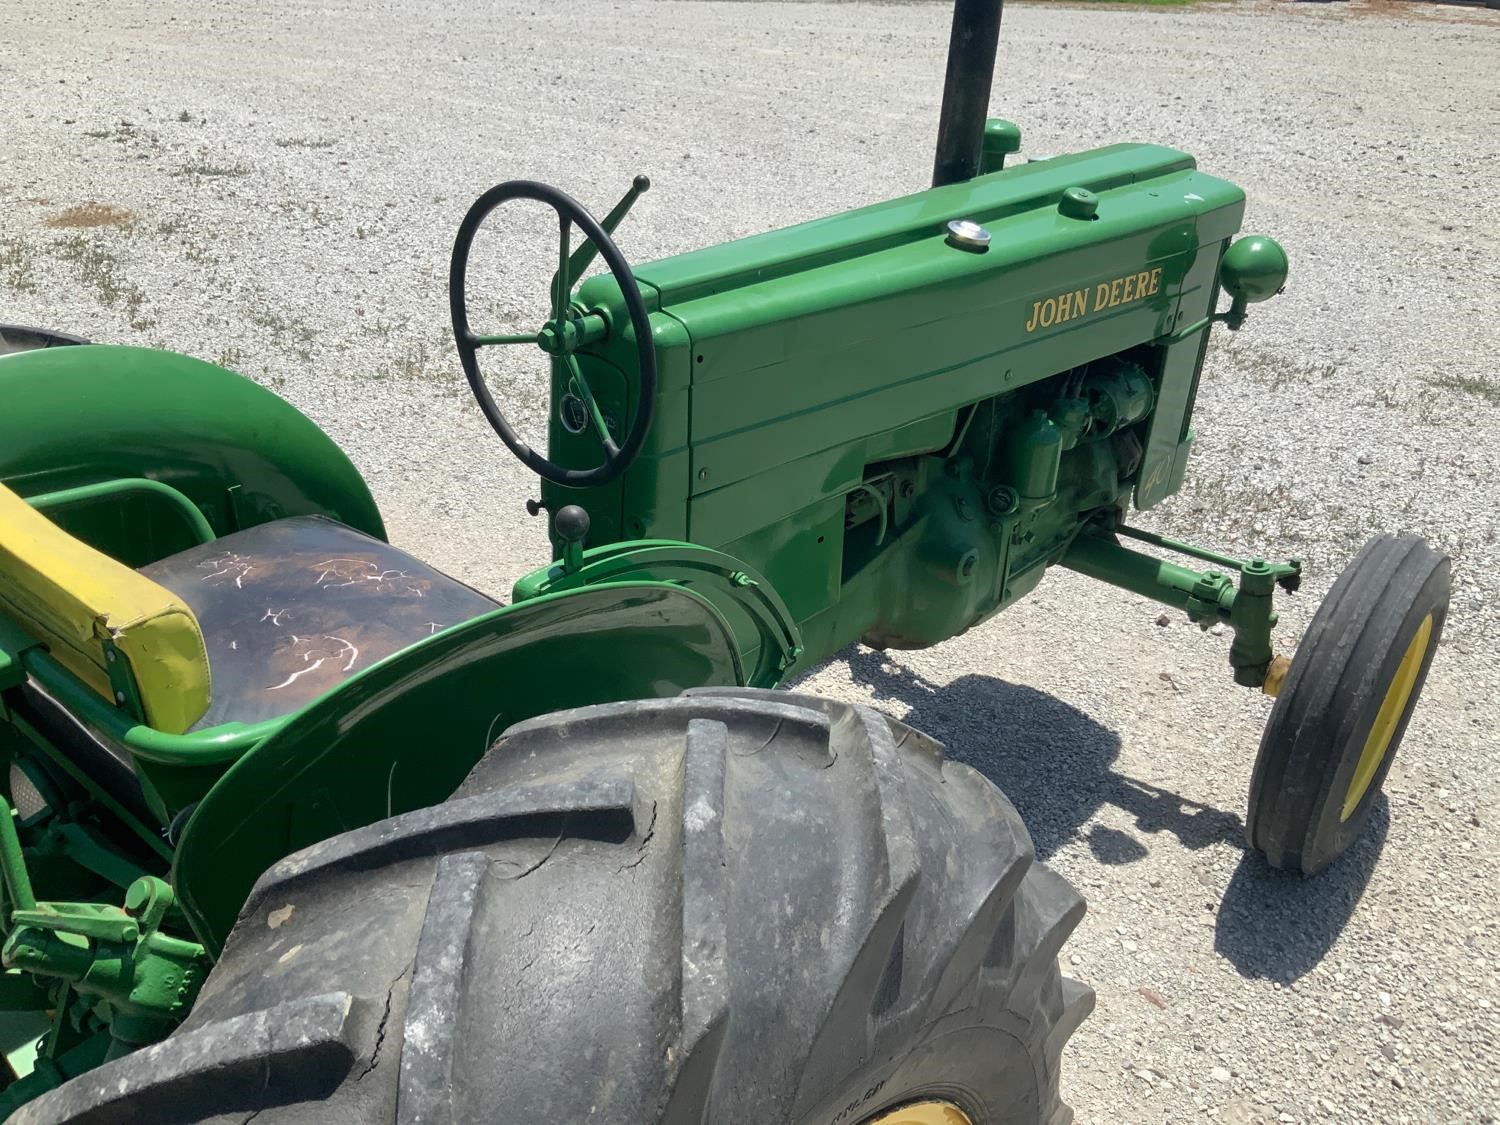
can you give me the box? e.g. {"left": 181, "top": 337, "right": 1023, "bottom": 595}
{"left": 513, "top": 540, "right": 802, "bottom": 689}
{"left": 172, "top": 580, "right": 744, "bottom": 952}
{"left": 0, "top": 345, "right": 382, "bottom": 564}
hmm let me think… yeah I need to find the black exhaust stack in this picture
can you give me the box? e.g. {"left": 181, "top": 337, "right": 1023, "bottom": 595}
{"left": 931, "top": 0, "right": 1005, "bottom": 188}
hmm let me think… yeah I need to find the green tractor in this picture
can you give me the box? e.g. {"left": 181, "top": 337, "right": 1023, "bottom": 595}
{"left": 0, "top": 0, "right": 1448, "bottom": 1120}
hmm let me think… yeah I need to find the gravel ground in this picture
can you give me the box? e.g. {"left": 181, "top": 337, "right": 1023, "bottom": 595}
{"left": 3, "top": 0, "right": 1498, "bottom": 1120}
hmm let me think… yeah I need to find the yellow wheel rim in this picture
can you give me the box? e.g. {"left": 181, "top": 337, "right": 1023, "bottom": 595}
{"left": 865, "top": 1101, "right": 975, "bottom": 1125}
{"left": 1341, "top": 613, "right": 1433, "bottom": 821}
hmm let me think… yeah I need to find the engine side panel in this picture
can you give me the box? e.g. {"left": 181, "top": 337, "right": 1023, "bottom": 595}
{"left": 551, "top": 143, "right": 1246, "bottom": 666}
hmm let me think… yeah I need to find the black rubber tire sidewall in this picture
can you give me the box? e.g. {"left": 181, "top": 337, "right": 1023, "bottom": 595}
{"left": 20, "top": 692, "right": 1091, "bottom": 1125}
{"left": 1247, "top": 536, "right": 1449, "bottom": 874}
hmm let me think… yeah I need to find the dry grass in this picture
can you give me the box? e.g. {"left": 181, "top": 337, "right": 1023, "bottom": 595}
{"left": 371, "top": 333, "right": 459, "bottom": 383}
{"left": 44, "top": 202, "right": 137, "bottom": 229}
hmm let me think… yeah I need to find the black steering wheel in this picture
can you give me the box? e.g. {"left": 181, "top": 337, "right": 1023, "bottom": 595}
{"left": 449, "top": 180, "right": 657, "bottom": 488}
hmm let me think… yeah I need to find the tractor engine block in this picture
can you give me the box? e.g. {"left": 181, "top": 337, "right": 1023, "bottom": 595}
{"left": 854, "top": 357, "right": 1152, "bottom": 650}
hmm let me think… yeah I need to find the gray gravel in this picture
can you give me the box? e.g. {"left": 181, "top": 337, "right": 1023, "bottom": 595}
{"left": 3, "top": 0, "right": 1498, "bottom": 1121}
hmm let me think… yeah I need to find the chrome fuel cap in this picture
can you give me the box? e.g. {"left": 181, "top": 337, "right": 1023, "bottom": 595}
{"left": 945, "top": 219, "right": 991, "bottom": 251}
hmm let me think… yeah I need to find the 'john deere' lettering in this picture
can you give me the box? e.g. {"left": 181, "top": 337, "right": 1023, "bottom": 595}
{"left": 1025, "top": 266, "right": 1163, "bottom": 333}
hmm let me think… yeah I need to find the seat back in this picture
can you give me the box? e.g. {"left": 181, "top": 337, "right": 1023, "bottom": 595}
{"left": 0, "top": 482, "right": 210, "bottom": 734}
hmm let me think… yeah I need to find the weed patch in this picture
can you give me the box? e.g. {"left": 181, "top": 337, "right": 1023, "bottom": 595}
{"left": 170, "top": 159, "right": 250, "bottom": 178}
{"left": 50, "top": 234, "right": 146, "bottom": 314}
{"left": 1427, "top": 372, "right": 1500, "bottom": 406}
{"left": 212, "top": 346, "right": 246, "bottom": 369}
{"left": 1, "top": 239, "right": 37, "bottom": 294}
{"left": 249, "top": 305, "right": 318, "bottom": 362}
{"left": 373, "top": 335, "right": 457, "bottom": 382}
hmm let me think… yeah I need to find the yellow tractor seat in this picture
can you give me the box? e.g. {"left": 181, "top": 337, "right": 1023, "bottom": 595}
{"left": 138, "top": 515, "right": 498, "bottom": 730}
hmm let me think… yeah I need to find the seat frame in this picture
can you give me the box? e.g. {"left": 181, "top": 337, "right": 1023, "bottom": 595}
{"left": 1, "top": 480, "right": 340, "bottom": 839}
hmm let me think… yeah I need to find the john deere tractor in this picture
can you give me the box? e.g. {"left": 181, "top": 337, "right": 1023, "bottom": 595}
{"left": 0, "top": 0, "right": 1447, "bottom": 1120}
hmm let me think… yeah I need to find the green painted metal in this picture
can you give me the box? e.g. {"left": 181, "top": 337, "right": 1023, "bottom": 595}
{"left": 0, "top": 861, "right": 207, "bottom": 1110}
{"left": 1060, "top": 531, "right": 1300, "bottom": 686}
{"left": 3, "top": 876, "right": 207, "bottom": 1047}
{"left": 0, "top": 345, "right": 384, "bottom": 562}
{"left": 0, "top": 1012, "right": 108, "bottom": 1119}
{"left": 0, "top": 75, "right": 1296, "bottom": 1108}
{"left": 537, "top": 141, "right": 1276, "bottom": 681}
{"left": 0, "top": 694, "right": 174, "bottom": 862}
{"left": 22, "top": 650, "right": 279, "bottom": 767}
{"left": 0, "top": 799, "right": 38, "bottom": 915}
{"left": 1218, "top": 234, "right": 1289, "bottom": 329}
{"left": 980, "top": 119, "right": 1023, "bottom": 173}
{"left": 173, "top": 581, "right": 745, "bottom": 952}
{"left": 513, "top": 539, "right": 803, "bottom": 688}
{"left": 28, "top": 479, "right": 215, "bottom": 547}
{"left": 1115, "top": 523, "right": 1298, "bottom": 577}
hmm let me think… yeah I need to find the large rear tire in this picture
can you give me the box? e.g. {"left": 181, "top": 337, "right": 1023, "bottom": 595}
{"left": 17, "top": 690, "right": 1092, "bottom": 1124}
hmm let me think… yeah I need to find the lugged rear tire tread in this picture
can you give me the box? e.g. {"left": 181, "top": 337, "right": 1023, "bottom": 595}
{"left": 23, "top": 690, "right": 1091, "bottom": 1124}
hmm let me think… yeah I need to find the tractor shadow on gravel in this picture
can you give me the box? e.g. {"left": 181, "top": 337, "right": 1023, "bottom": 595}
{"left": 839, "top": 648, "right": 1237, "bottom": 861}
{"left": 1213, "top": 803, "right": 1389, "bottom": 983}
{"left": 838, "top": 648, "right": 1387, "bottom": 983}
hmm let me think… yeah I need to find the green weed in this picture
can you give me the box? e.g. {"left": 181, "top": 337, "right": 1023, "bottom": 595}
{"left": 0, "top": 238, "right": 37, "bottom": 294}
{"left": 50, "top": 234, "right": 146, "bottom": 313}
{"left": 1427, "top": 372, "right": 1500, "bottom": 406}
{"left": 170, "top": 160, "right": 250, "bottom": 178}
{"left": 249, "top": 306, "right": 318, "bottom": 362}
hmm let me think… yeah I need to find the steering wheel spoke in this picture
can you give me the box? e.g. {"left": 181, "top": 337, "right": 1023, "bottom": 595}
{"left": 449, "top": 179, "right": 658, "bottom": 489}
{"left": 559, "top": 355, "right": 616, "bottom": 451}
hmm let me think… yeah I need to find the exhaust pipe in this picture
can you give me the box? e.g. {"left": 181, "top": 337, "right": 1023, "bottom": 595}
{"left": 931, "top": 0, "right": 1005, "bottom": 188}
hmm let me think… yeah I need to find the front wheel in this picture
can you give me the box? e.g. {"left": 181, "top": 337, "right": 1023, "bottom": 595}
{"left": 1247, "top": 535, "right": 1449, "bottom": 875}
{"left": 21, "top": 690, "right": 1092, "bottom": 1124}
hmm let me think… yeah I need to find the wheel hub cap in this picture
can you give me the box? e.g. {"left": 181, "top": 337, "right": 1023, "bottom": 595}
{"left": 864, "top": 1101, "right": 975, "bottom": 1125}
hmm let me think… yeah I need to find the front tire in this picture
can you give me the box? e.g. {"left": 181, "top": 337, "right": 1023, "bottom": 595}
{"left": 1247, "top": 535, "right": 1449, "bottom": 875}
{"left": 19, "top": 690, "right": 1091, "bottom": 1124}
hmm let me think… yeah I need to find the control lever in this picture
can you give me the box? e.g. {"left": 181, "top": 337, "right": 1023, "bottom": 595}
{"left": 551, "top": 175, "right": 651, "bottom": 307}
{"left": 554, "top": 505, "right": 591, "bottom": 575}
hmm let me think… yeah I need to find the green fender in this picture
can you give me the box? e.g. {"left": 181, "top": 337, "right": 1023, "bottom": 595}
{"left": 513, "top": 539, "right": 803, "bottom": 688}
{"left": 173, "top": 581, "right": 746, "bottom": 952}
{"left": 0, "top": 345, "right": 383, "bottom": 563}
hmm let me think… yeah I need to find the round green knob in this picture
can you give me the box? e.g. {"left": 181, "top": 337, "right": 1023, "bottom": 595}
{"left": 1057, "top": 187, "right": 1099, "bottom": 221}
